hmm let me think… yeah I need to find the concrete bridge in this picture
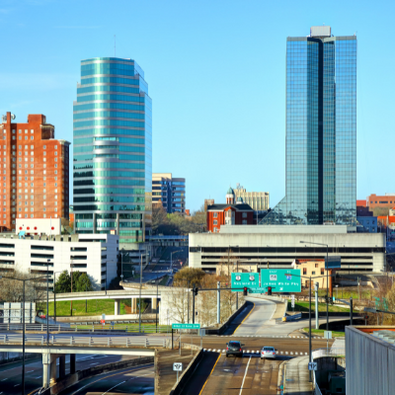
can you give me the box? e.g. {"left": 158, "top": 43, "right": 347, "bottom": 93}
{"left": 45, "top": 286, "right": 176, "bottom": 316}
{"left": 0, "top": 333, "right": 162, "bottom": 388}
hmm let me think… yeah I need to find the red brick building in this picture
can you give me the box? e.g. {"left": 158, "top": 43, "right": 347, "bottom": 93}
{"left": 207, "top": 203, "right": 254, "bottom": 233}
{"left": 0, "top": 112, "right": 70, "bottom": 232}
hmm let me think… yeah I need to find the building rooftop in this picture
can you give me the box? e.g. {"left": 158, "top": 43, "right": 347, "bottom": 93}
{"left": 207, "top": 204, "right": 253, "bottom": 211}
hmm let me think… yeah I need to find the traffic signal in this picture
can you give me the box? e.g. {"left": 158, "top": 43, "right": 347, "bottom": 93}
{"left": 268, "top": 287, "right": 272, "bottom": 296}
{"left": 243, "top": 287, "right": 248, "bottom": 296}
{"left": 194, "top": 287, "right": 198, "bottom": 296}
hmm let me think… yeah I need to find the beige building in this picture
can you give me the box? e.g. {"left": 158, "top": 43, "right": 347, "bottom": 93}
{"left": 233, "top": 184, "right": 269, "bottom": 211}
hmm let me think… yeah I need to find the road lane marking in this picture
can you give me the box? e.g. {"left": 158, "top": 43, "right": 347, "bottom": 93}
{"left": 35, "top": 376, "right": 42, "bottom": 379}
{"left": 101, "top": 380, "right": 126, "bottom": 395}
{"left": 26, "top": 370, "right": 34, "bottom": 373}
{"left": 198, "top": 353, "right": 221, "bottom": 395}
{"left": 234, "top": 303, "right": 256, "bottom": 334}
{"left": 239, "top": 356, "right": 252, "bottom": 395}
{"left": 1, "top": 378, "right": 7, "bottom": 381}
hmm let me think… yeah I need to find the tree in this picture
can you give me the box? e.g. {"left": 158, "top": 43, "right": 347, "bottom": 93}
{"left": 152, "top": 203, "right": 169, "bottom": 234}
{"left": 54, "top": 270, "right": 93, "bottom": 293}
{"left": 173, "top": 267, "right": 205, "bottom": 288}
{"left": 0, "top": 269, "right": 45, "bottom": 303}
{"left": 54, "top": 270, "right": 71, "bottom": 293}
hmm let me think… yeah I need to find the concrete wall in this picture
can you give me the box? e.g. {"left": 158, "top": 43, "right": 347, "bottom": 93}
{"left": 346, "top": 326, "right": 395, "bottom": 395}
{"left": 189, "top": 231, "right": 386, "bottom": 273}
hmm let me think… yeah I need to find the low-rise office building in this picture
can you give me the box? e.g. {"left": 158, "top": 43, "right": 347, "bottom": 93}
{"left": 0, "top": 232, "right": 118, "bottom": 290}
{"left": 189, "top": 225, "right": 386, "bottom": 273}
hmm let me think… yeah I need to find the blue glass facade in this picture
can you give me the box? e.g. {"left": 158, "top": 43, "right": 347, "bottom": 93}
{"left": 262, "top": 30, "right": 357, "bottom": 225}
{"left": 73, "top": 57, "right": 152, "bottom": 243}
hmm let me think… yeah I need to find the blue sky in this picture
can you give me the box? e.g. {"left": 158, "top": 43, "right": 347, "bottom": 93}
{"left": 0, "top": 0, "right": 393, "bottom": 212}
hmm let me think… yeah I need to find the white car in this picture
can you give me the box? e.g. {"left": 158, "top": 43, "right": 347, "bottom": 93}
{"left": 261, "top": 346, "right": 276, "bottom": 359}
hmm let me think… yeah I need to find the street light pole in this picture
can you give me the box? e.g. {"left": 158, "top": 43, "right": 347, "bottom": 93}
{"left": 300, "top": 241, "right": 329, "bottom": 331}
{"left": 46, "top": 259, "right": 50, "bottom": 352}
{"left": 309, "top": 275, "right": 312, "bottom": 382}
{"left": 156, "top": 280, "right": 159, "bottom": 333}
{"left": 22, "top": 279, "right": 26, "bottom": 395}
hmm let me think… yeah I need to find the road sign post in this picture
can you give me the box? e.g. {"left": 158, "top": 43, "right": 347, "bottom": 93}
{"left": 173, "top": 362, "right": 183, "bottom": 382}
{"left": 291, "top": 295, "right": 295, "bottom": 312}
{"left": 308, "top": 362, "right": 317, "bottom": 371}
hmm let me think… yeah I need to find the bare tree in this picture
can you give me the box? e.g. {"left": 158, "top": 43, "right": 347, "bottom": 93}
{"left": 0, "top": 268, "right": 45, "bottom": 303}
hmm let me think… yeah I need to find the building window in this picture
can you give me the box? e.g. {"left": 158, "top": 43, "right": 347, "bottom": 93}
{"left": 242, "top": 213, "right": 247, "bottom": 218}
{"left": 213, "top": 220, "right": 217, "bottom": 225}
{"left": 303, "top": 268, "right": 307, "bottom": 275}
{"left": 312, "top": 271, "right": 316, "bottom": 275}
{"left": 213, "top": 227, "right": 217, "bottom": 232}
{"left": 213, "top": 212, "right": 218, "bottom": 218}
{"left": 321, "top": 268, "right": 324, "bottom": 275}
{"left": 315, "top": 263, "right": 318, "bottom": 268}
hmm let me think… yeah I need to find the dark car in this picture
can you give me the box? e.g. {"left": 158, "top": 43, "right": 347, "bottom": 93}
{"left": 226, "top": 341, "right": 244, "bottom": 357}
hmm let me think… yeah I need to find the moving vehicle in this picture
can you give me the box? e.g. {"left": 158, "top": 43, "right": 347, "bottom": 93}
{"left": 261, "top": 346, "right": 276, "bottom": 359}
{"left": 226, "top": 341, "right": 244, "bottom": 357}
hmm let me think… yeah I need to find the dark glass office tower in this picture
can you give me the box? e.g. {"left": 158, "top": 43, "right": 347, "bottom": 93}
{"left": 262, "top": 26, "right": 357, "bottom": 225}
{"left": 73, "top": 57, "right": 152, "bottom": 243}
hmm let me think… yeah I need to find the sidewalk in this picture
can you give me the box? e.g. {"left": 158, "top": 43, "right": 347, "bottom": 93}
{"left": 283, "top": 355, "right": 313, "bottom": 394}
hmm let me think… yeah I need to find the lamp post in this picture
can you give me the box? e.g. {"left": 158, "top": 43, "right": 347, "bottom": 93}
{"left": 170, "top": 250, "right": 182, "bottom": 275}
{"left": 46, "top": 259, "right": 51, "bottom": 350}
{"left": 152, "top": 279, "right": 159, "bottom": 333}
{"left": 300, "top": 241, "right": 329, "bottom": 331}
{"left": 139, "top": 251, "right": 150, "bottom": 333}
{"left": 283, "top": 271, "right": 332, "bottom": 382}
{"left": 1, "top": 275, "right": 47, "bottom": 395}
{"left": 52, "top": 270, "right": 63, "bottom": 323}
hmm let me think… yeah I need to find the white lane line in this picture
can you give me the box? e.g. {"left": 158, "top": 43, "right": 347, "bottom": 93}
{"left": 14, "top": 384, "right": 20, "bottom": 387}
{"left": 1, "top": 378, "right": 7, "bottom": 381}
{"left": 26, "top": 370, "right": 34, "bottom": 373}
{"left": 101, "top": 380, "right": 126, "bottom": 395}
{"left": 90, "top": 363, "right": 98, "bottom": 366}
{"left": 239, "top": 356, "right": 252, "bottom": 395}
{"left": 208, "top": 349, "right": 212, "bottom": 352}
{"left": 35, "top": 376, "right": 42, "bottom": 379}
{"left": 222, "top": 349, "right": 226, "bottom": 353}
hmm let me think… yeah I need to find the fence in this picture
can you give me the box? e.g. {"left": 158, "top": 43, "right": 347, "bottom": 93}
{"left": 0, "top": 323, "right": 171, "bottom": 334}
{"left": 0, "top": 333, "right": 168, "bottom": 348}
{"left": 312, "top": 347, "right": 345, "bottom": 359}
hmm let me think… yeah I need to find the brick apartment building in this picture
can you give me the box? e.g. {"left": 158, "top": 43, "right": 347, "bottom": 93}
{"left": 366, "top": 194, "right": 395, "bottom": 216}
{"left": 0, "top": 112, "right": 70, "bottom": 231}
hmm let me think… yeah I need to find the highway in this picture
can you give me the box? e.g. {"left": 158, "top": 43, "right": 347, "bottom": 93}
{"left": 0, "top": 354, "right": 142, "bottom": 395}
{"left": 58, "top": 364, "right": 154, "bottom": 395}
{"left": 182, "top": 295, "right": 334, "bottom": 395}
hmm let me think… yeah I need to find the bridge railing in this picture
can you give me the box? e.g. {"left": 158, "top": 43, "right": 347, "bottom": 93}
{"left": 0, "top": 334, "right": 169, "bottom": 348}
{"left": 0, "top": 323, "right": 171, "bottom": 334}
{"left": 312, "top": 347, "right": 345, "bottom": 359}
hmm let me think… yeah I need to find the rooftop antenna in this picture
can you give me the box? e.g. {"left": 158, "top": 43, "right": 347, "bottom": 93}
{"left": 114, "top": 34, "right": 116, "bottom": 56}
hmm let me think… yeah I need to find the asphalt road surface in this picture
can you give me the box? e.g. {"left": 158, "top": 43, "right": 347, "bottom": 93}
{"left": 180, "top": 294, "right": 335, "bottom": 395}
{"left": 58, "top": 364, "right": 154, "bottom": 395}
{"left": 0, "top": 354, "right": 139, "bottom": 395}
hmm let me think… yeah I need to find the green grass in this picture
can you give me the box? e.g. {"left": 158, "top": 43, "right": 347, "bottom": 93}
{"left": 37, "top": 299, "right": 147, "bottom": 317}
{"left": 316, "top": 288, "right": 373, "bottom": 300}
{"left": 288, "top": 301, "right": 350, "bottom": 313}
{"left": 302, "top": 328, "right": 345, "bottom": 338}
{"left": 70, "top": 323, "right": 171, "bottom": 332}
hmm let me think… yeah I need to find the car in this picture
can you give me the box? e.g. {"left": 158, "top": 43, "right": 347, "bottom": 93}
{"left": 261, "top": 346, "right": 276, "bottom": 359}
{"left": 226, "top": 341, "right": 244, "bottom": 357}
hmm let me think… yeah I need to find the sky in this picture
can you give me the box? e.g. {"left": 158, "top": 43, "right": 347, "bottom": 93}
{"left": 0, "top": 0, "right": 393, "bottom": 212}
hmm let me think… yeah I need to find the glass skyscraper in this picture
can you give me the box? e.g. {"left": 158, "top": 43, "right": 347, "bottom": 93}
{"left": 262, "top": 26, "right": 357, "bottom": 225}
{"left": 73, "top": 57, "right": 152, "bottom": 244}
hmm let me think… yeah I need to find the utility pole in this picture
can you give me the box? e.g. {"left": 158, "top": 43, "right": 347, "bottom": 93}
{"left": 217, "top": 281, "right": 221, "bottom": 324}
{"left": 315, "top": 282, "right": 319, "bottom": 329}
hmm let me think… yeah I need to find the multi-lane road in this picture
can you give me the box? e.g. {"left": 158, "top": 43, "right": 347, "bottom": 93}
{"left": 181, "top": 296, "right": 333, "bottom": 395}
{"left": 0, "top": 354, "right": 152, "bottom": 395}
{"left": 0, "top": 295, "right": 335, "bottom": 394}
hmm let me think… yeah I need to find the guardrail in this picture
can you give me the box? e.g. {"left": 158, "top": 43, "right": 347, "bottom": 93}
{"left": 0, "top": 323, "right": 171, "bottom": 334}
{"left": 0, "top": 334, "right": 169, "bottom": 348}
{"left": 312, "top": 347, "right": 345, "bottom": 359}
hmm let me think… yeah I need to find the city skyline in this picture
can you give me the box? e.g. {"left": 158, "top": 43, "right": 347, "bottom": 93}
{"left": 0, "top": 1, "right": 393, "bottom": 211}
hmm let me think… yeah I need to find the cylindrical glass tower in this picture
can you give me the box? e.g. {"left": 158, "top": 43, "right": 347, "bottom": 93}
{"left": 73, "top": 57, "right": 152, "bottom": 244}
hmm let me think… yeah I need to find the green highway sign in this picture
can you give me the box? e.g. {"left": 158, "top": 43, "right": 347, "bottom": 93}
{"left": 231, "top": 272, "right": 260, "bottom": 292}
{"left": 260, "top": 269, "right": 301, "bottom": 293}
{"left": 172, "top": 323, "right": 201, "bottom": 329}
